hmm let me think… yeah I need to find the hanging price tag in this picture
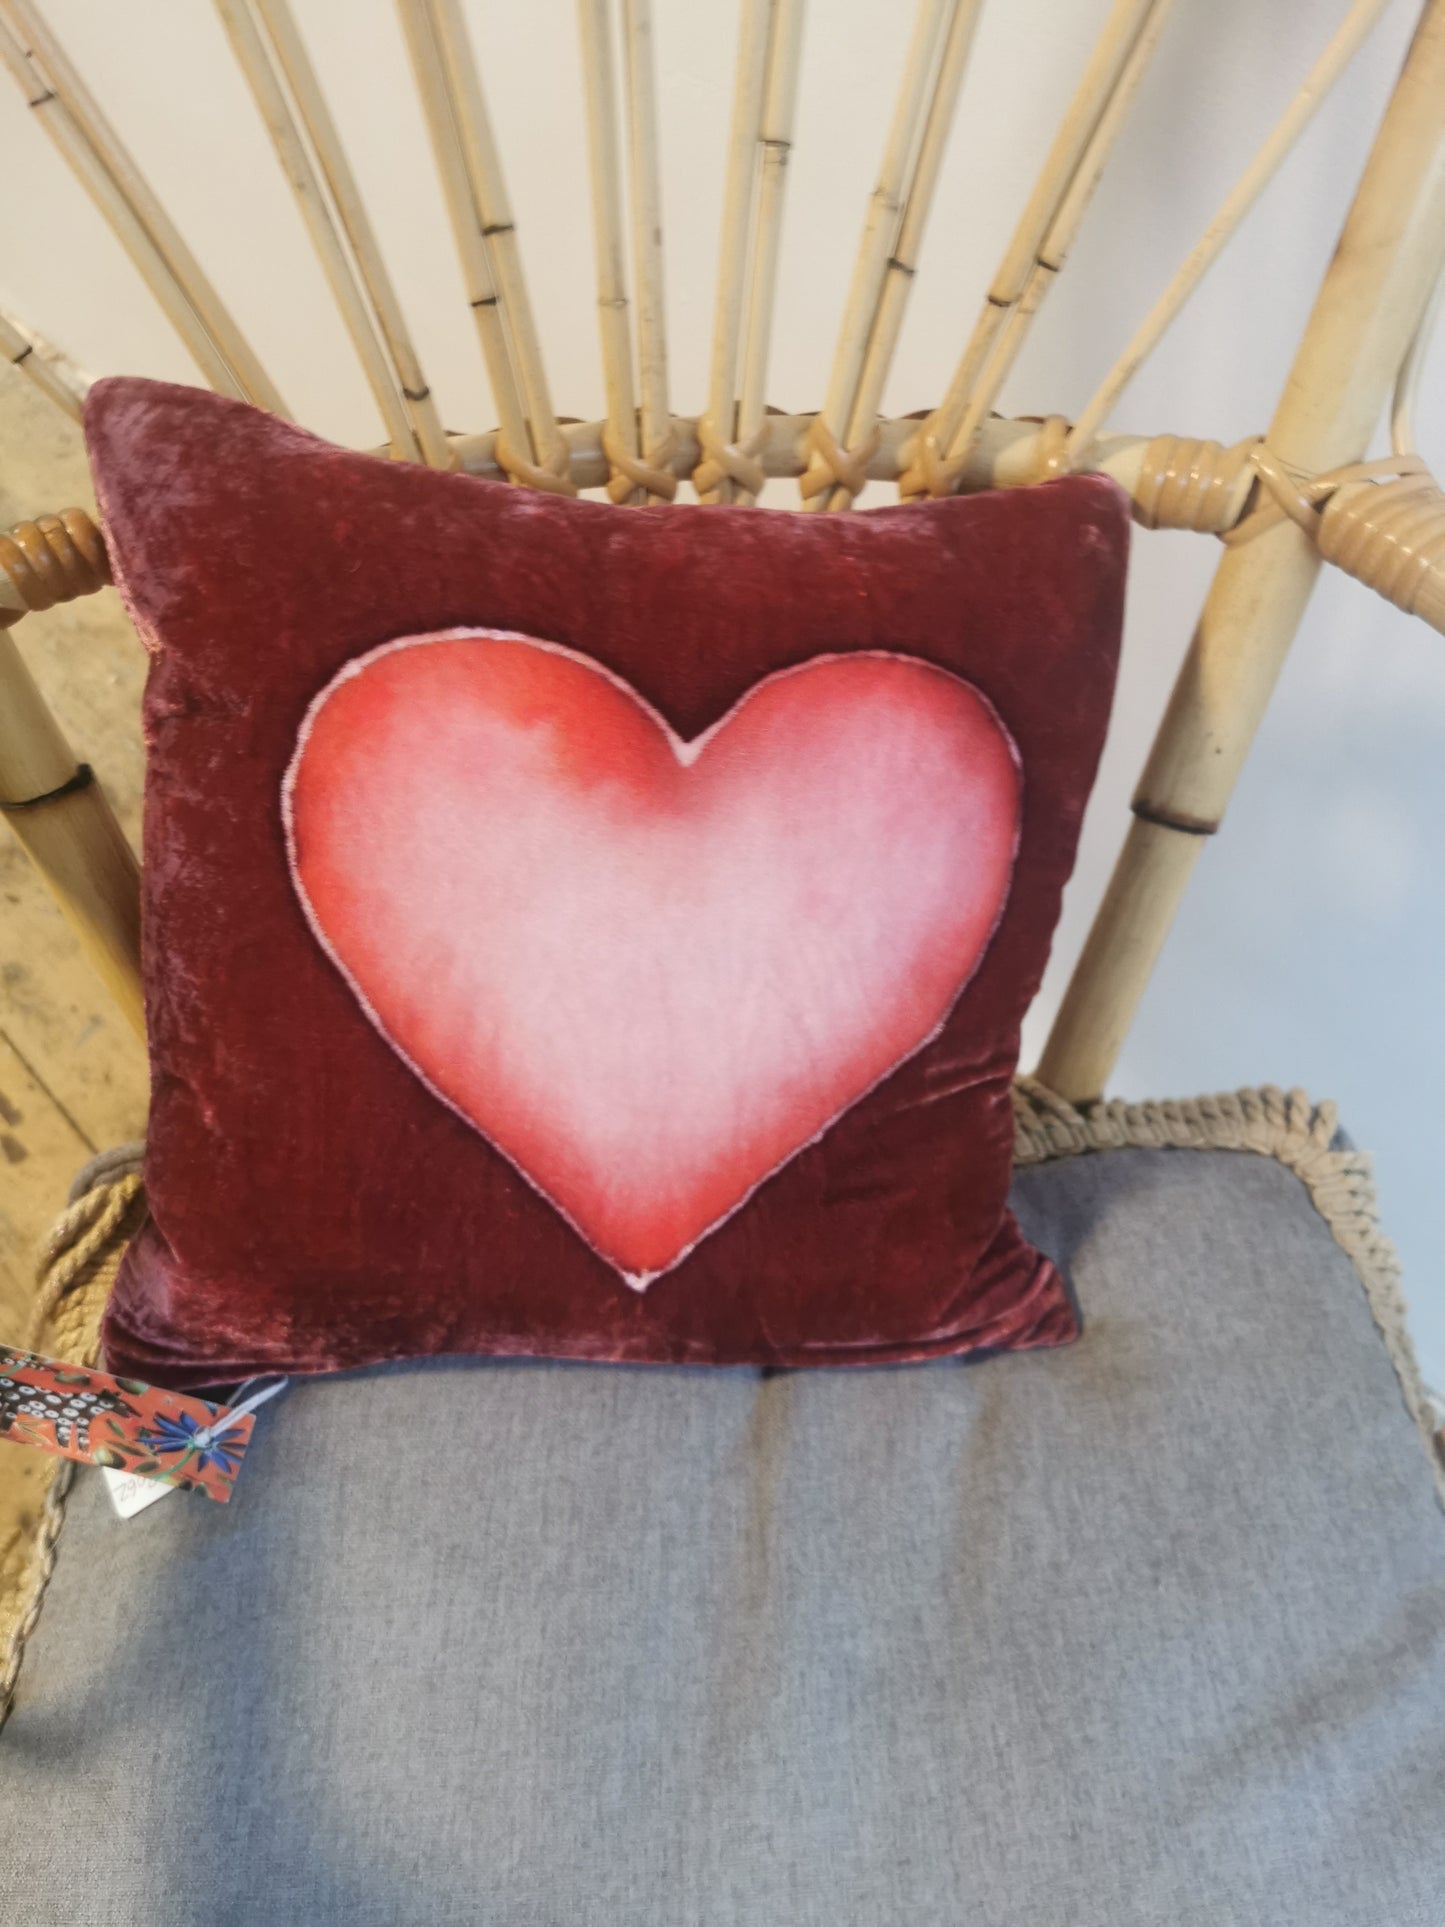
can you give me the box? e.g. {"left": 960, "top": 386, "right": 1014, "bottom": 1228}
{"left": 0, "top": 1348, "right": 285, "bottom": 1504}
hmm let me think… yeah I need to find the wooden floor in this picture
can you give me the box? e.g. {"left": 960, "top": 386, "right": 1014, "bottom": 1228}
{"left": 0, "top": 359, "right": 149, "bottom": 1350}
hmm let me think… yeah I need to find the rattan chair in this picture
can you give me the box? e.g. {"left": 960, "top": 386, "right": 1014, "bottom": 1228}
{"left": 1, "top": 5, "right": 1443, "bottom": 1921}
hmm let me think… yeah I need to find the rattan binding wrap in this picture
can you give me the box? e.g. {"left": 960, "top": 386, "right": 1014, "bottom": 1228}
{"left": 1227, "top": 449, "right": 1445, "bottom": 633}
{"left": 1320, "top": 465, "right": 1445, "bottom": 630}
{"left": 8, "top": 435, "right": 1445, "bottom": 619}
{"left": 1130, "top": 433, "right": 1261, "bottom": 535}
{"left": 0, "top": 509, "right": 109, "bottom": 627}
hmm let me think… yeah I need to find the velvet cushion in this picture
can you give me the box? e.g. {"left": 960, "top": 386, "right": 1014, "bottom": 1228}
{"left": 3, "top": 1141, "right": 1442, "bottom": 1924}
{"left": 87, "top": 378, "right": 1127, "bottom": 1386}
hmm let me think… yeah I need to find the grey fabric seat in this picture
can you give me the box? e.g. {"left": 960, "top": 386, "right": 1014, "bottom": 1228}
{"left": 2, "top": 1141, "right": 1443, "bottom": 1926}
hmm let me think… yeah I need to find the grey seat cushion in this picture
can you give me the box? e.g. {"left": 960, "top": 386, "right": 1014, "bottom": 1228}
{"left": 2, "top": 1143, "right": 1442, "bottom": 1926}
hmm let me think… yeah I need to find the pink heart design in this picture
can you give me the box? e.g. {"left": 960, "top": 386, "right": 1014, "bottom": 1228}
{"left": 284, "top": 633, "right": 1020, "bottom": 1285}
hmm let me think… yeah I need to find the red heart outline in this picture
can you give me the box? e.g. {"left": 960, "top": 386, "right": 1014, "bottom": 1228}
{"left": 284, "top": 632, "right": 1021, "bottom": 1286}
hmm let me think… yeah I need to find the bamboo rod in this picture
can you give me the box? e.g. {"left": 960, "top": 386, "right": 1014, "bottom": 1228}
{"left": 1039, "top": 0, "right": 1445, "bottom": 1101}
{"left": 1065, "top": 0, "right": 1394, "bottom": 466}
{"left": 0, "top": 18, "right": 243, "bottom": 403}
{"left": 252, "top": 0, "right": 453, "bottom": 466}
{"left": 448, "top": 414, "right": 1160, "bottom": 507}
{"left": 395, "top": 0, "right": 532, "bottom": 470}
{"left": 0, "top": 308, "right": 86, "bottom": 423}
{"left": 695, "top": 0, "right": 774, "bottom": 505}
{"left": 798, "top": 0, "right": 949, "bottom": 511}
{"left": 0, "top": 419, "right": 1244, "bottom": 618}
{"left": 0, "top": 421, "right": 1163, "bottom": 598}
{"left": 216, "top": 0, "right": 422, "bottom": 460}
{"left": 900, "top": 0, "right": 1157, "bottom": 496}
{"left": 0, "top": 0, "right": 286, "bottom": 415}
{"left": 0, "top": 633, "right": 80, "bottom": 805}
{"left": 1035, "top": 0, "right": 1173, "bottom": 283}
{"left": 621, "top": 0, "right": 673, "bottom": 496}
{"left": 0, "top": 419, "right": 1281, "bottom": 619}
{"left": 426, "top": 0, "right": 570, "bottom": 484}
{"left": 0, "top": 626, "right": 142, "bottom": 1036}
{"left": 936, "top": 0, "right": 1174, "bottom": 486}
{"left": 3, "top": 770, "right": 144, "bottom": 1037}
{"left": 732, "top": 0, "right": 807, "bottom": 507}
{"left": 825, "top": 0, "right": 984, "bottom": 510}
{"left": 578, "top": 0, "right": 641, "bottom": 502}
{"left": 1391, "top": 260, "right": 1443, "bottom": 453}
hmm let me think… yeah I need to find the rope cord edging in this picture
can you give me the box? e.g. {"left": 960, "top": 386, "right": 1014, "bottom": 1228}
{"left": 0, "top": 1148, "right": 145, "bottom": 1730}
{"left": 1013, "top": 1078, "right": 1445, "bottom": 1508}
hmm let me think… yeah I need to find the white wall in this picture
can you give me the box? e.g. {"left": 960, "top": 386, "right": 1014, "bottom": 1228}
{"left": 3, "top": 0, "right": 1443, "bottom": 1386}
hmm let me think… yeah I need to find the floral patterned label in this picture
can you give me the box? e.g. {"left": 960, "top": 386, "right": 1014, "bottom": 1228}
{"left": 0, "top": 1347, "right": 258, "bottom": 1503}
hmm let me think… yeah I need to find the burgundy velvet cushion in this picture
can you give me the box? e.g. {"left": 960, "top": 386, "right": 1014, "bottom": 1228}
{"left": 86, "top": 377, "right": 1127, "bottom": 1388}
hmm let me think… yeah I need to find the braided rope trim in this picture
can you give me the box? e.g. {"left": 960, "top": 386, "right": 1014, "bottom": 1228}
{"left": 3, "top": 1089, "right": 1441, "bottom": 1731}
{"left": 0, "top": 1151, "right": 145, "bottom": 1732}
{"left": 1013, "top": 1078, "right": 1445, "bottom": 1507}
